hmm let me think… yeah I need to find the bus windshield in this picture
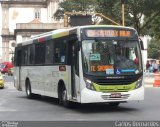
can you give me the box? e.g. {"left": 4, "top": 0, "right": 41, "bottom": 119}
{"left": 82, "top": 39, "right": 142, "bottom": 76}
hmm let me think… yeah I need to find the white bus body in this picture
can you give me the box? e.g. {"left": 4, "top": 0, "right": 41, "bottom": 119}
{"left": 14, "top": 25, "right": 144, "bottom": 107}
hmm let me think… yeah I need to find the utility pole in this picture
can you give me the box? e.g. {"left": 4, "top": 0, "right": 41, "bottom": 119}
{"left": 121, "top": 0, "right": 125, "bottom": 26}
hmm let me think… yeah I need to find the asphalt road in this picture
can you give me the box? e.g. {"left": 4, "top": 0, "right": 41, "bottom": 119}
{"left": 0, "top": 76, "right": 160, "bottom": 121}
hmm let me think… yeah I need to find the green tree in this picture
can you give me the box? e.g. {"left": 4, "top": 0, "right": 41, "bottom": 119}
{"left": 95, "top": 0, "right": 122, "bottom": 25}
{"left": 140, "top": 0, "right": 160, "bottom": 37}
{"left": 96, "top": 0, "right": 160, "bottom": 35}
{"left": 55, "top": 0, "right": 160, "bottom": 58}
{"left": 148, "top": 38, "right": 160, "bottom": 59}
{"left": 142, "top": 14, "right": 160, "bottom": 38}
{"left": 55, "top": 0, "right": 160, "bottom": 37}
{"left": 54, "top": 0, "right": 97, "bottom": 20}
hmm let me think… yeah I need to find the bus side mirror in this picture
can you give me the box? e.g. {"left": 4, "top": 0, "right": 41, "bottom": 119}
{"left": 139, "top": 38, "right": 144, "bottom": 50}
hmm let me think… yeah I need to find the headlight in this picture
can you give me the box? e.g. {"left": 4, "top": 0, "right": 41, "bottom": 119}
{"left": 135, "top": 77, "right": 143, "bottom": 89}
{"left": 84, "top": 78, "right": 96, "bottom": 91}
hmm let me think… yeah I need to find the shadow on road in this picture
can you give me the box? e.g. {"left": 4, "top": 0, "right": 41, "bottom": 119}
{"left": 71, "top": 103, "right": 139, "bottom": 114}
{"left": 18, "top": 95, "right": 60, "bottom": 106}
{"left": 18, "top": 95, "right": 138, "bottom": 113}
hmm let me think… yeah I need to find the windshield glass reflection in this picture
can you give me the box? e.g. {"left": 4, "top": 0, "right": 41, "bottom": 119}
{"left": 82, "top": 39, "right": 142, "bottom": 76}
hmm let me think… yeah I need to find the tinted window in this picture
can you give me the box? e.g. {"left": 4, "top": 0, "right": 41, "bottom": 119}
{"left": 28, "top": 44, "right": 35, "bottom": 65}
{"left": 54, "top": 39, "right": 66, "bottom": 63}
{"left": 21, "top": 47, "right": 28, "bottom": 65}
{"left": 35, "top": 43, "right": 45, "bottom": 64}
{"left": 45, "top": 41, "right": 53, "bottom": 64}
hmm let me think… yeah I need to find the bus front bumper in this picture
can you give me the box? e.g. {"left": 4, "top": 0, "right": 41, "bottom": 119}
{"left": 80, "top": 86, "right": 144, "bottom": 103}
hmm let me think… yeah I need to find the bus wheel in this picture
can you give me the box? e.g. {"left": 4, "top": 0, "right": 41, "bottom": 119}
{"left": 108, "top": 102, "right": 120, "bottom": 107}
{"left": 25, "top": 80, "right": 34, "bottom": 99}
{"left": 59, "top": 85, "right": 71, "bottom": 108}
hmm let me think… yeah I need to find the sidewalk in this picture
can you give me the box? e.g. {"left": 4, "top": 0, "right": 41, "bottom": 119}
{"left": 4, "top": 82, "right": 15, "bottom": 89}
{"left": 143, "top": 72, "right": 160, "bottom": 88}
{"left": 144, "top": 76, "right": 154, "bottom": 87}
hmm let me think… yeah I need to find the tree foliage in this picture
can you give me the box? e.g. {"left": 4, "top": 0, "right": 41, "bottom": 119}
{"left": 95, "top": 0, "right": 160, "bottom": 35}
{"left": 140, "top": 0, "right": 160, "bottom": 37}
{"left": 148, "top": 38, "right": 160, "bottom": 59}
{"left": 54, "top": 0, "right": 97, "bottom": 20}
{"left": 95, "top": 0, "right": 122, "bottom": 25}
{"left": 55, "top": 0, "right": 160, "bottom": 35}
{"left": 59, "top": 0, "right": 97, "bottom": 12}
{"left": 54, "top": 0, "right": 160, "bottom": 58}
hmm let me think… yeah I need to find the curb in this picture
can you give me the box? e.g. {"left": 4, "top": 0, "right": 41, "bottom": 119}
{"left": 145, "top": 84, "right": 153, "bottom": 88}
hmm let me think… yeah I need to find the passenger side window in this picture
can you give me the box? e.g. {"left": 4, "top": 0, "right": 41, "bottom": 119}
{"left": 54, "top": 39, "right": 66, "bottom": 64}
{"left": 21, "top": 47, "right": 28, "bottom": 65}
{"left": 45, "top": 41, "right": 53, "bottom": 64}
{"left": 28, "top": 44, "right": 35, "bottom": 65}
{"left": 35, "top": 43, "right": 45, "bottom": 64}
{"left": 15, "top": 48, "right": 22, "bottom": 66}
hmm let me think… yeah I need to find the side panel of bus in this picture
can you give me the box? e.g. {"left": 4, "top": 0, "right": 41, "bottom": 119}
{"left": 14, "top": 33, "right": 81, "bottom": 102}
{"left": 21, "top": 66, "right": 45, "bottom": 95}
{"left": 43, "top": 66, "right": 71, "bottom": 98}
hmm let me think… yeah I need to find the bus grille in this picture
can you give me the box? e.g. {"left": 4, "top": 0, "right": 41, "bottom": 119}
{"left": 84, "top": 73, "right": 142, "bottom": 85}
{"left": 95, "top": 77, "right": 138, "bottom": 85}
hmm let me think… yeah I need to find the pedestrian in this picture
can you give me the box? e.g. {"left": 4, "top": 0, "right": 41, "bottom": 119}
{"left": 149, "top": 60, "right": 154, "bottom": 72}
{"left": 146, "top": 60, "right": 150, "bottom": 71}
{"left": 152, "top": 60, "right": 158, "bottom": 73}
{"left": 158, "top": 61, "right": 160, "bottom": 71}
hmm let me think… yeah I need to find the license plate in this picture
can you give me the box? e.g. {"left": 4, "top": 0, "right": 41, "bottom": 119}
{"left": 110, "top": 93, "right": 121, "bottom": 98}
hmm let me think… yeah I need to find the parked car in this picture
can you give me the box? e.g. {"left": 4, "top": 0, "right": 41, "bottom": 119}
{"left": 0, "top": 72, "right": 4, "bottom": 89}
{"left": 0, "top": 62, "right": 13, "bottom": 75}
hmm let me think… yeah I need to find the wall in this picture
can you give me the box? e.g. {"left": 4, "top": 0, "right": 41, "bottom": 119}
{"left": 9, "top": 8, "right": 48, "bottom": 32}
{"left": 0, "top": 4, "right": 2, "bottom": 62}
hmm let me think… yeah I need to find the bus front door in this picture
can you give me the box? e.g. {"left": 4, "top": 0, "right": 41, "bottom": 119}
{"left": 68, "top": 41, "right": 80, "bottom": 99}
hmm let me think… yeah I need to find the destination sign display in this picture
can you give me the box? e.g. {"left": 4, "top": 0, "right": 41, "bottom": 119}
{"left": 85, "top": 29, "right": 132, "bottom": 38}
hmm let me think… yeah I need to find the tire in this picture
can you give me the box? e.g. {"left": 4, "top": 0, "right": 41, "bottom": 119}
{"left": 59, "top": 85, "right": 72, "bottom": 108}
{"left": 108, "top": 102, "right": 120, "bottom": 107}
{"left": 25, "top": 80, "right": 34, "bottom": 99}
{"left": 0, "top": 86, "right": 4, "bottom": 89}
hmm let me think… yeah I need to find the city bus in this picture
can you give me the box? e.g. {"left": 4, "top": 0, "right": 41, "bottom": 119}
{"left": 14, "top": 25, "right": 144, "bottom": 107}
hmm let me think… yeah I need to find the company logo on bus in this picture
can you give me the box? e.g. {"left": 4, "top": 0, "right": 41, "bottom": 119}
{"left": 59, "top": 65, "right": 66, "bottom": 71}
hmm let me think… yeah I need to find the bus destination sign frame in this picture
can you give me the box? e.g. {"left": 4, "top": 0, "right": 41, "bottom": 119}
{"left": 84, "top": 29, "right": 134, "bottom": 38}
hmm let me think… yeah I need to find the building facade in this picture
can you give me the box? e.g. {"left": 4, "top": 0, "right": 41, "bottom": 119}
{"left": 0, "top": 0, "right": 64, "bottom": 62}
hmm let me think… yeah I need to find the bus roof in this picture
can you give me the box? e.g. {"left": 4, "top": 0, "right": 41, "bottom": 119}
{"left": 77, "top": 25, "right": 135, "bottom": 30}
{"left": 17, "top": 25, "right": 137, "bottom": 46}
